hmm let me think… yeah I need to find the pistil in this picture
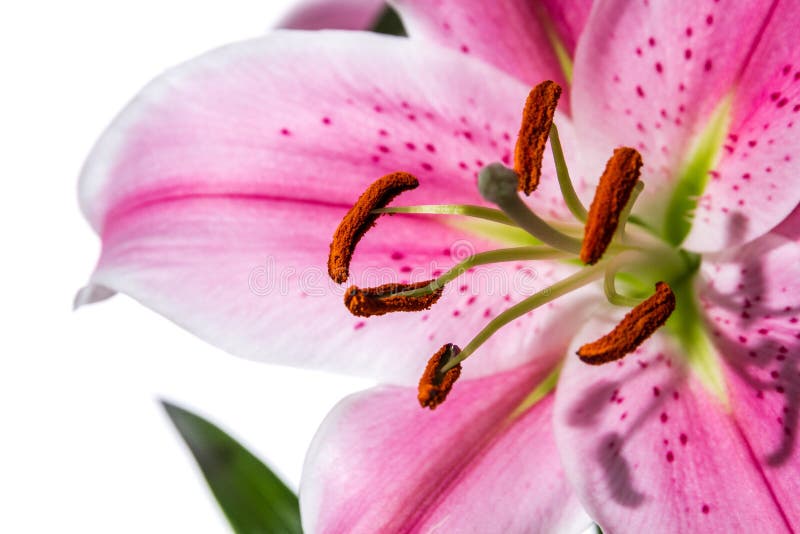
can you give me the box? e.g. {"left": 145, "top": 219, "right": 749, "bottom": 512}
{"left": 478, "top": 163, "right": 583, "bottom": 254}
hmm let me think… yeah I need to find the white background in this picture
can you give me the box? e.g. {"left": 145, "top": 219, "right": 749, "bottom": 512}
{"left": 1, "top": 1, "right": 374, "bottom": 532}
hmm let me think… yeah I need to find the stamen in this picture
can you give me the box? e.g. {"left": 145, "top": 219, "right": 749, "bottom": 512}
{"left": 418, "top": 343, "right": 462, "bottom": 409}
{"left": 439, "top": 263, "right": 606, "bottom": 373}
{"left": 577, "top": 281, "right": 676, "bottom": 365}
{"left": 615, "top": 181, "right": 644, "bottom": 241}
{"left": 328, "top": 172, "right": 419, "bottom": 283}
{"left": 478, "top": 163, "right": 583, "bottom": 254}
{"left": 344, "top": 281, "right": 442, "bottom": 317}
{"left": 515, "top": 80, "right": 562, "bottom": 195}
{"left": 374, "top": 204, "right": 515, "bottom": 226}
{"left": 580, "top": 148, "right": 643, "bottom": 265}
{"left": 549, "top": 123, "right": 588, "bottom": 222}
{"left": 375, "top": 204, "right": 585, "bottom": 238}
{"left": 394, "top": 246, "right": 571, "bottom": 299}
{"left": 603, "top": 266, "right": 643, "bottom": 307}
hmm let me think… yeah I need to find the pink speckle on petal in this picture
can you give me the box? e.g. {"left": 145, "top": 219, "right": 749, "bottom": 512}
{"left": 322, "top": 117, "right": 332, "bottom": 125}
{"left": 666, "top": 451, "right": 675, "bottom": 462}
{"left": 685, "top": 48, "right": 692, "bottom": 60}
{"left": 421, "top": 162, "right": 433, "bottom": 171}
{"left": 280, "top": 128, "right": 291, "bottom": 136}
{"left": 636, "top": 85, "right": 645, "bottom": 97}
{"left": 702, "top": 504, "right": 710, "bottom": 514}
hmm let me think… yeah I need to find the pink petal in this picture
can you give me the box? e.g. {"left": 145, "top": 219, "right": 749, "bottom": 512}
{"left": 684, "top": 1, "right": 800, "bottom": 251}
{"left": 301, "top": 361, "right": 591, "bottom": 533}
{"left": 554, "top": 330, "right": 794, "bottom": 531}
{"left": 78, "top": 31, "right": 587, "bottom": 383}
{"left": 572, "top": 1, "right": 798, "bottom": 251}
{"left": 389, "top": 0, "right": 593, "bottom": 112}
{"left": 278, "top": 0, "right": 386, "bottom": 30}
{"left": 698, "top": 232, "right": 800, "bottom": 526}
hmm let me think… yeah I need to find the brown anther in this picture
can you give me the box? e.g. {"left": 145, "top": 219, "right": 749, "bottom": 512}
{"left": 580, "top": 147, "right": 643, "bottom": 265}
{"left": 514, "top": 80, "right": 562, "bottom": 195}
{"left": 328, "top": 172, "right": 419, "bottom": 283}
{"left": 577, "top": 282, "right": 676, "bottom": 365}
{"left": 418, "top": 344, "right": 462, "bottom": 409}
{"left": 344, "top": 280, "right": 443, "bottom": 317}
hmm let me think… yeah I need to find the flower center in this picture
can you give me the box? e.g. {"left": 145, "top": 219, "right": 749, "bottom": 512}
{"left": 327, "top": 81, "right": 700, "bottom": 409}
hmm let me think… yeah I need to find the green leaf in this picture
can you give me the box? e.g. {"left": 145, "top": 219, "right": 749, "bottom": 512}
{"left": 162, "top": 401, "right": 302, "bottom": 534}
{"left": 370, "top": 6, "right": 406, "bottom": 36}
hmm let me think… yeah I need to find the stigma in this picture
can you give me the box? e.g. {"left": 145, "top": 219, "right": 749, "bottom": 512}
{"left": 327, "top": 80, "right": 683, "bottom": 409}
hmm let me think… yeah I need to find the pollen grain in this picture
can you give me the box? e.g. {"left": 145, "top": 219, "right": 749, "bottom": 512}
{"left": 328, "top": 172, "right": 419, "bottom": 283}
{"left": 515, "top": 80, "right": 562, "bottom": 195}
{"left": 418, "top": 344, "right": 462, "bottom": 409}
{"left": 580, "top": 147, "right": 642, "bottom": 264}
{"left": 344, "top": 280, "right": 443, "bottom": 317}
{"left": 577, "top": 281, "right": 676, "bottom": 365}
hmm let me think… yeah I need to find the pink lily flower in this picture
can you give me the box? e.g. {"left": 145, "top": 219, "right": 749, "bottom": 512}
{"left": 76, "top": 0, "right": 800, "bottom": 532}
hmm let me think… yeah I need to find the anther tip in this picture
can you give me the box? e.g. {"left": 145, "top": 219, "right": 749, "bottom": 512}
{"left": 344, "top": 280, "right": 443, "bottom": 317}
{"left": 515, "top": 80, "right": 562, "bottom": 195}
{"left": 577, "top": 281, "right": 675, "bottom": 365}
{"left": 418, "top": 344, "right": 462, "bottom": 409}
{"left": 580, "top": 147, "right": 643, "bottom": 265}
{"left": 328, "top": 172, "right": 419, "bottom": 283}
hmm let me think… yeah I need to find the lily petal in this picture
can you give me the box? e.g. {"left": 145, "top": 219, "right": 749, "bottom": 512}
{"left": 278, "top": 0, "right": 386, "bottom": 30}
{"left": 554, "top": 330, "right": 794, "bottom": 532}
{"left": 78, "top": 31, "right": 587, "bottom": 383}
{"left": 699, "top": 232, "right": 800, "bottom": 526}
{"left": 301, "top": 360, "right": 591, "bottom": 533}
{"left": 389, "top": 0, "right": 592, "bottom": 110}
{"left": 572, "top": 1, "right": 799, "bottom": 251}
